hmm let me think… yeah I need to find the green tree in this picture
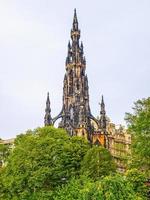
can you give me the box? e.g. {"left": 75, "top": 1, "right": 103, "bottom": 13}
{"left": 54, "top": 176, "right": 94, "bottom": 200}
{"left": 125, "top": 97, "right": 150, "bottom": 176}
{"left": 0, "top": 143, "right": 10, "bottom": 166}
{"left": 0, "top": 126, "right": 90, "bottom": 200}
{"left": 80, "top": 146, "right": 116, "bottom": 181}
{"left": 54, "top": 175, "right": 140, "bottom": 200}
{"left": 126, "top": 168, "right": 148, "bottom": 199}
{"left": 99, "top": 174, "right": 141, "bottom": 200}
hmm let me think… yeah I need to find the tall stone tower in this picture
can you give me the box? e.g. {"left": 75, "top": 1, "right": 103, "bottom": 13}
{"left": 57, "top": 9, "right": 93, "bottom": 141}
{"left": 44, "top": 9, "right": 108, "bottom": 144}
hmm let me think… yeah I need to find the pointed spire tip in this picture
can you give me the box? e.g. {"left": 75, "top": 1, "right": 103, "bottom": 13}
{"left": 68, "top": 40, "right": 71, "bottom": 48}
{"left": 74, "top": 8, "right": 76, "bottom": 14}
{"left": 101, "top": 95, "right": 104, "bottom": 103}
{"left": 73, "top": 8, "right": 78, "bottom": 24}
{"left": 46, "top": 92, "right": 50, "bottom": 103}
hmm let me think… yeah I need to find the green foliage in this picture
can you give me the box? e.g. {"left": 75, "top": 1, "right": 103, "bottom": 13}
{"left": 54, "top": 176, "right": 94, "bottom": 200}
{"left": 0, "top": 126, "right": 90, "bottom": 199}
{"left": 0, "top": 143, "right": 10, "bottom": 165}
{"left": 126, "top": 168, "right": 148, "bottom": 199}
{"left": 125, "top": 97, "right": 150, "bottom": 176}
{"left": 81, "top": 146, "right": 116, "bottom": 180}
{"left": 125, "top": 98, "right": 150, "bottom": 135}
{"left": 0, "top": 125, "right": 148, "bottom": 199}
{"left": 54, "top": 175, "right": 140, "bottom": 200}
{"left": 98, "top": 174, "right": 141, "bottom": 200}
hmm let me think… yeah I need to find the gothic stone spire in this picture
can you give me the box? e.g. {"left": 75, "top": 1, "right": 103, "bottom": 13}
{"left": 100, "top": 95, "right": 107, "bottom": 131}
{"left": 59, "top": 9, "right": 92, "bottom": 138}
{"left": 66, "top": 9, "right": 85, "bottom": 66}
{"left": 72, "top": 8, "right": 78, "bottom": 31}
{"left": 44, "top": 92, "right": 52, "bottom": 126}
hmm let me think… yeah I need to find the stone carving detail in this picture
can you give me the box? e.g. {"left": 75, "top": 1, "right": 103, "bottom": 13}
{"left": 44, "top": 9, "right": 107, "bottom": 143}
{"left": 44, "top": 92, "right": 52, "bottom": 126}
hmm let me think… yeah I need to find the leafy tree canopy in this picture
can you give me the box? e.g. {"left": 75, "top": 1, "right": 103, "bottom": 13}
{"left": 126, "top": 168, "right": 148, "bottom": 199}
{"left": 0, "top": 126, "right": 90, "bottom": 199}
{"left": 81, "top": 146, "right": 116, "bottom": 181}
{"left": 54, "top": 175, "right": 140, "bottom": 200}
{"left": 125, "top": 97, "right": 150, "bottom": 176}
{"left": 0, "top": 143, "right": 10, "bottom": 166}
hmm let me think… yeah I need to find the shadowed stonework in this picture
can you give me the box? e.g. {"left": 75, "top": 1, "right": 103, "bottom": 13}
{"left": 44, "top": 10, "right": 131, "bottom": 171}
{"left": 44, "top": 9, "right": 107, "bottom": 146}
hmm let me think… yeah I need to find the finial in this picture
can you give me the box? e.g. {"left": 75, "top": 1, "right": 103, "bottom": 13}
{"left": 101, "top": 95, "right": 104, "bottom": 105}
{"left": 81, "top": 41, "right": 83, "bottom": 50}
{"left": 100, "top": 95, "right": 105, "bottom": 113}
{"left": 46, "top": 92, "right": 50, "bottom": 104}
{"left": 68, "top": 40, "right": 71, "bottom": 48}
{"left": 74, "top": 8, "right": 77, "bottom": 23}
{"left": 99, "top": 95, "right": 107, "bottom": 131}
{"left": 66, "top": 40, "right": 72, "bottom": 65}
{"left": 72, "top": 8, "right": 78, "bottom": 31}
{"left": 83, "top": 56, "right": 86, "bottom": 64}
{"left": 44, "top": 92, "right": 52, "bottom": 126}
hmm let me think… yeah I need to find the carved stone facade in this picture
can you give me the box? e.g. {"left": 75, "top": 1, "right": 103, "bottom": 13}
{"left": 44, "top": 9, "right": 106, "bottom": 145}
{"left": 108, "top": 124, "right": 131, "bottom": 171}
{"left": 44, "top": 10, "right": 131, "bottom": 166}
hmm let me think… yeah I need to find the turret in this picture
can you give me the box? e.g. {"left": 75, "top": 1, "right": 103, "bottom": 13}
{"left": 65, "top": 9, "right": 86, "bottom": 67}
{"left": 44, "top": 92, "right": 53, "bottom": 126}
{"left": 66, "top": 40, "right": 72, "bottom": 66}
{"left": 72, "top": 8, "right": 79, "bottom": 32}
{"left": 70, "top": 9, "right": 81, "bottom": 63}
{"left": 100, "top": 95, "right": 107, "bottom": 131}
{"left": 80, "top": 41, "right": 83, "bottom": 54}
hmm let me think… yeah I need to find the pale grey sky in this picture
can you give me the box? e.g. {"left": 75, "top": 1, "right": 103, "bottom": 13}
{"left": 0, "top": 0, "right": 150, "bottom": 139}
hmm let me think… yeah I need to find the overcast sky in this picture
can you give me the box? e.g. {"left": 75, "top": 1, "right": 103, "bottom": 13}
{"left": 0, "top": 0, "right": 150, "bottom": 139}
